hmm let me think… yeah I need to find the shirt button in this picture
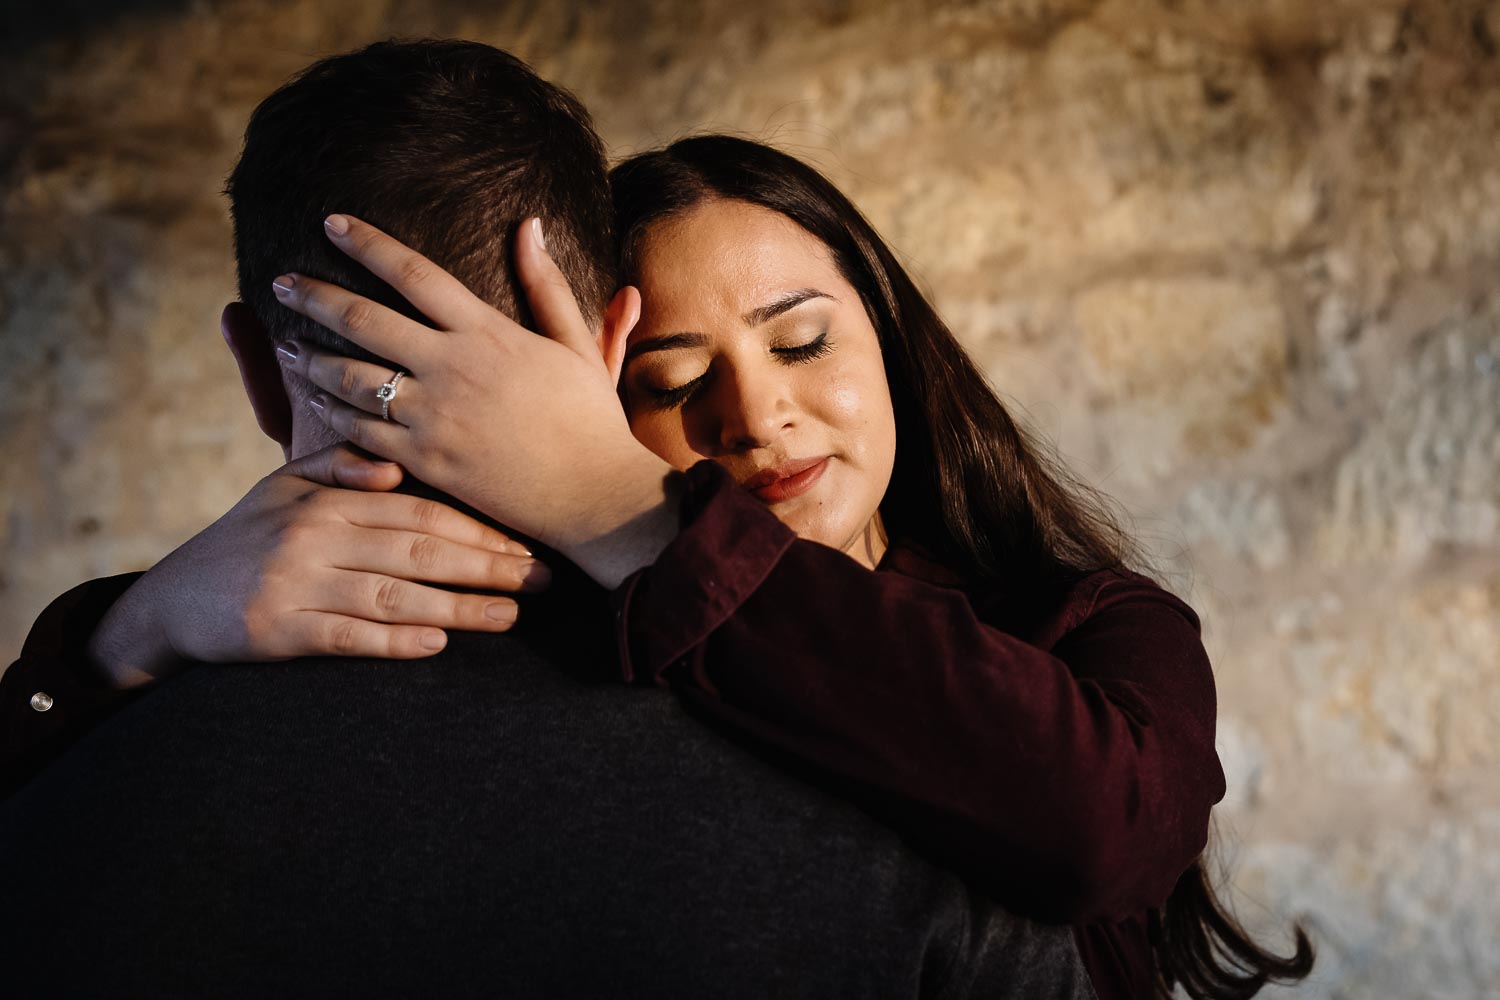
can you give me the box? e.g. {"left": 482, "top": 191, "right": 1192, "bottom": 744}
{"left": 30, "top": 691, "right": 55, "bottom": 712}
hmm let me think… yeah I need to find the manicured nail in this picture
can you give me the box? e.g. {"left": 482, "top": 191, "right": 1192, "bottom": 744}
{"left": 485, "top": 602, "right": 518, "bottom": 624}
{"left": 275, "top": 341, "right": 299, "bottom": 364}
{"left": 307, "top": 395, "right": 326, "bottom": 412}
{"left": 531, "top": 217, "right": 546, "bottom": 252}
{"left": 324, "top": 214, "right": 350, "bottom": 237}
{"left": 519, "top": 561, "right": 552, "bottom": 592}
{"left": 419, "top": 630, "right": 446, "bottom": 650}
{"left": 271, "top": 274, "right": 297, "bottom": 296}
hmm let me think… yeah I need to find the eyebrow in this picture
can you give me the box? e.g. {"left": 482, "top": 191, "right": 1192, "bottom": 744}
{"left": 623, "top": 331, "right": 710, "bottom": 363}
{"left": 741, "top": 288, "right": 835, "bottom": 327}
{"left": 624, "top": 288, "right": 836, "bottom": 363}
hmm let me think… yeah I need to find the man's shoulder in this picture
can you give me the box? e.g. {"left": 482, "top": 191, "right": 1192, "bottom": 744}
{"left": 3, "top": 626, "right": 1093, "bottom": 999}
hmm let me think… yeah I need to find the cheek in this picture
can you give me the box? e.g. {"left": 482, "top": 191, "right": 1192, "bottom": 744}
{"left": 811, "top": 355, "right": 896, "bottom": 464}
{"left": 626, "top": 410, "right": 699, "bottom": 470}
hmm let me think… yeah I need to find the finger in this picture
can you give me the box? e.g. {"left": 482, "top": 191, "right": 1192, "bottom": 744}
{"left": 284, "top": 611, "right": 452, "bottom": 660}
{"left": 307, "top": 393, "right": 409, "bottom": 462}
{"left": 271, "top": 272, "right": 432, "bottom": 367}
{"left": 328, "top": 526, "right": 551, "bottom": 593}
{"left": 515, "top": 217, "right": 598, "bottom": 360}
{"left": 324, "top": 572, "right": 522, "bottom": 632}
{"left": 279, "top": 443, "right": 404, "bottom": 492}
{"left": 338, "top": 492, "right": 532, "bottom": 556}
{"left": 280, "top": 340, "right": 421, "bottom": 423}
{"left": 322, "top": 214, "right": 492, "bottom": 331}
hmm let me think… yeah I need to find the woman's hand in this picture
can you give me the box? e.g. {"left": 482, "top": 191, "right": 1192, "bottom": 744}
{"left": 270, "top": 214, "right": 683, "bottom": 588}
{"left": 87, "top": 444, "right": 550, "bottom": 690}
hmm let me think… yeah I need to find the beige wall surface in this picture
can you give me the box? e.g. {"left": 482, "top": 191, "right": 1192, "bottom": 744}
{"left": 3, "top": 0, "right": 1498, "bottom": 994}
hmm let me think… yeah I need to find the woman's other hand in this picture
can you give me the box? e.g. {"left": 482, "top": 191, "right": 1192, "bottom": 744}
{"left": 270, "top": 215, "right": 682, "bottom": 588}
{"left": 86, "top": 443, "right": 550, "bottom": 690}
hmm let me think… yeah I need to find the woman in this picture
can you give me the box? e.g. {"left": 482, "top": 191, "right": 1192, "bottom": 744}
{"left": 3, "top": 135, "right": 1311, "bottom": 998}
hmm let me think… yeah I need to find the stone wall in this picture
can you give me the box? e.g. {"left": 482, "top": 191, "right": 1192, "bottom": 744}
{"left": 3, "top": 1, "right": 1497, "bottom": 994}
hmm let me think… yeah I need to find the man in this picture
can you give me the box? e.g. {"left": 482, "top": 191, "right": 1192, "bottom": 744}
{"left": 0, "top": 40, "right": 1095, "bottom": 998}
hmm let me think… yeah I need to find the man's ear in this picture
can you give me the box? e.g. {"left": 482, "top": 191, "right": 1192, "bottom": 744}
{"left": 221, "top": 302, "right": 293, "bottom": 449}
{"left": 598, "top": 285, "right": 641, "bottom": 388}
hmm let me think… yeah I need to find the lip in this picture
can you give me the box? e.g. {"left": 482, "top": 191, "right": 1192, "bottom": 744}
{"left": 742, "top": 456, "right": 830, "bottom": 504}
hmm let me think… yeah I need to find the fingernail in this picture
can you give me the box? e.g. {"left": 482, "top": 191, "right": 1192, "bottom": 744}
{"left": 485, "top": 602, "right": 518, "bottom": 624}
{"left": 531, "top": 217, "right": 546, "bottom": 252}
{"left": 375, "top": 460, "right": 399, "bottom": 469}
{"left": 324, "top": 214, "right": 350, "bottom": 237}
{"left": 308, "top": 395, "right": 326, "bottom": 412}
{"left": 275, "top": 341, "right": 300, "bottom": 364}
{"left": 271, "top": 274, "right": 297, "bottom": 296}
{"left": 419, "top": 630, "right": 446, "bottom": 650}
{"left": 519, "top": 561, "right": 552, "bottom": 592}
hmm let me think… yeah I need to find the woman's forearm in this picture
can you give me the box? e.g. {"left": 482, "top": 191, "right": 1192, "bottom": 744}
{"left": 613, "top": 460, "right": 1225, "bottom": 924}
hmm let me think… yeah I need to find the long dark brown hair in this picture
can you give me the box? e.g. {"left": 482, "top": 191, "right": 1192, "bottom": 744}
{"left": 610, "top": 134, "right": 1313, "bottom": 998}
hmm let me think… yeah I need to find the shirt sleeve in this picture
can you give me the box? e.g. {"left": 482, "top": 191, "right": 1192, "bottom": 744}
{"left": 610, "top": 460, "right": 1225, "bottom": 924}
{"left": 1, "top": 573, "right": 146, "bottom": 799}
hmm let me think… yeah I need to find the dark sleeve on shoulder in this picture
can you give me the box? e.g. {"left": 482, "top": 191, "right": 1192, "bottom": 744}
{"left": 610, "top": 461, "right": 1225, "bottom": 923}
{"left": 1, "top": 573, "right": 146, "bottom": 799}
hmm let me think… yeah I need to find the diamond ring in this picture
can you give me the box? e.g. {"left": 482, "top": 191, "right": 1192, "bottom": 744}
{"left": 375, "top": 371, "right": 407, "bottom": 421}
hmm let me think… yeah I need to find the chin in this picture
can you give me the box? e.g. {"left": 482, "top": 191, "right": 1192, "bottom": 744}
{"left": 780, "top": 507, "right": 852, "bottom": 549}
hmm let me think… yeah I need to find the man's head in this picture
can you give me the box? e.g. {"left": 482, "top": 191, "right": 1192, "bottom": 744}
{"left": 221, "top": 39, "right": 617, "bottom": 454}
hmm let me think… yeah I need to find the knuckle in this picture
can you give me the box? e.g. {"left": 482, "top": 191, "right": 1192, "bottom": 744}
{"left": 344, "top": 414, "right": 367, "bottom": 446}
{"left": 352, "top": 229, "right": 381, "bottom": 258}
{"left": 338, "top": 363, "right": 362, "bottom": 400}
{"left": 338, "top": 300, "right": 372, "bottom": 336}
{"left": 395, "top": 254, "right": 431, "bottom": 290}
{"left": 411, "top": 498, "right": 444, "bottom": 534}
{"left": 407, "top": 535, "right": 440, "bottom": 574}
{"left": 372, "top": 577, "right": 406, "bottom": 616}
{"left": 303, "top": 488, "right": 338, "bottom": 515}
{"left": 449, "top": 593, "right": 479, "bottom": 626}
{"left": 277, "top": 512, "right": 321, "bottom": 551}
{"left": 275, "top": 520, "right": 314, "bottom": 553}
{"left": 328, "top": 619, "right": 361, "bottom": 656}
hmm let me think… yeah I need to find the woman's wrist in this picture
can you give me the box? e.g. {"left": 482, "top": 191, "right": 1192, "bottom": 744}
{"left": 85, "top": 575, "right": 187, "bottom": 690}
{"left": 555, "top": 449, "right": 687, "bottom": 591}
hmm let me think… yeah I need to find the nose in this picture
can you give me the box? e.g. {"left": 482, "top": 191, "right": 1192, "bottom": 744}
{"left": 712, "top": 362, "right": 794, "bottom": 453}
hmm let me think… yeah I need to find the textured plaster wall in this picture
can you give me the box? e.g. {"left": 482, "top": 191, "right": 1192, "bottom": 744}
{"left": 2, "top": 1, "right": 1497, "bottom": 995}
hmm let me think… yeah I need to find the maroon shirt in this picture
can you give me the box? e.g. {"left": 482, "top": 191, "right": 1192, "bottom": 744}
{"left": 612, "top": 460, "right": 1224, "bottom": 998}
{"left": 2, "top": 460, "right": 1225, "bottom": 999}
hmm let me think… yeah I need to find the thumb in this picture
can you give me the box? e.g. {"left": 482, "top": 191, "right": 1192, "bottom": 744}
{"left": 515, "top": 217, "right": 598, "bottom": 360}
{"left": 278, "top": 443, "right": 405, "bottom": 491}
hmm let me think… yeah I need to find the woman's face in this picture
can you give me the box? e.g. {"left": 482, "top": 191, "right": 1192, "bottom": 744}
{"left": 618, "top": 198, "right": 898, "bottom": 568}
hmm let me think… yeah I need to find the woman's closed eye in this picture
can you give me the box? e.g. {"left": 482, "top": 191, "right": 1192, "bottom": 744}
{"left": 643, "top": 371, "right": 708, "bottom": 410}
{"left": 772, "top": 330, "right": 833, "bottom": 364}
{"left": 639, "top": 332, "right": 836, "bottom": 411}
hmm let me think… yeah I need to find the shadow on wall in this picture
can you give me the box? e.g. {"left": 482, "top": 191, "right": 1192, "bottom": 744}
{"left": 0, "top": 0, "right": 194, "bottom": 57}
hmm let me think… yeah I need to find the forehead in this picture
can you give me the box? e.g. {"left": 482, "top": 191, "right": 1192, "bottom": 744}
{"left": 632, "top": 199, "right": 844, "bottom": 324}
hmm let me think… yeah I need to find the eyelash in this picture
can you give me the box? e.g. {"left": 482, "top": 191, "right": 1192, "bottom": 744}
{"left": 646, "top": 332, "right": 834, "bottom": 410}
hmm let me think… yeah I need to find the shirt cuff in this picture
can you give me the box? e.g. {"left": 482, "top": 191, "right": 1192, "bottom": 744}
{"left": 2, "top": 573, "right": 146, "bottom": 797}
{"left": 610, "top": 460, "right": 795, "bottom": 684}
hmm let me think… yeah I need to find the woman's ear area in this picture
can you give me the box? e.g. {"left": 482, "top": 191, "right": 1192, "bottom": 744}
{"left": 221, "top": 301, "right": 294, "bottom": 451}
{"left": 599, "top": 284, "right": 642, "bottom": 387}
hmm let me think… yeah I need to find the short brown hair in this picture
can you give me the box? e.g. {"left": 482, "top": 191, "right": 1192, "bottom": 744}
{"left": 227, "top": 39, "right": 615, "bottom": 362}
